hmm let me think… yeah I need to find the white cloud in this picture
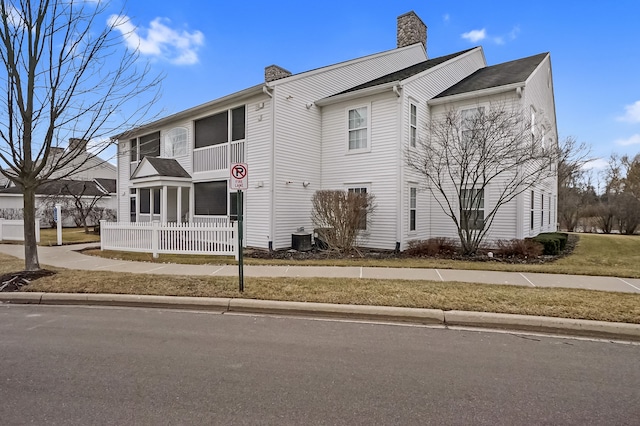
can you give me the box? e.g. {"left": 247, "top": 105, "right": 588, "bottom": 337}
{"left": 462, "top": 26, "right": 520, "bottom": 45}
{"left": 108, "top": 14, "right": 204, "bottom": 65}
{"left": 443, "top": 14, "right": 450, "bottom": 23}
{"left": 615, "top": 134, "right": 640, "bottom": 146}
{"left": 617, "top": 101, "right": 640, "bottom": 123}
{"left": 509, "top": 26, "right": 521, "bottom": 40}
{"left": 461, "top": 29, "right": 486, "bottom": 43}
{"left": 582, "top": 158, "right": 608, "bottom": 170}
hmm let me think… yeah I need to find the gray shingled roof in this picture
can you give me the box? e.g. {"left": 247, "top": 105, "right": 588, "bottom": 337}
{"left": 434, "top": 52, "right": 548, "bottom": 99}
{"left": 142, "top": 157, "right": 191, "bottom": 178}
{"left": 0, "top": 179, "right": 112, "bottom": 196}
{"left": 333, "top": 48, "right": 477, "bottom": 96}
{"left": 95, "top": 178, "right": 117, "bottom": 193}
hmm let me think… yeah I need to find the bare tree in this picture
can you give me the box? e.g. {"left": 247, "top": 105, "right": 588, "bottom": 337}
{"left": 62, "top": 181, "right": 107, "bottom": 233}
{"left": 0, "top": 1, "right": 161, "bottom": 270}
{"left": 407, "top": 103, "right": 558, "bottom": 255}
{"left": 311, "top": 190, "right": 376, "bottom": 253}
{"left": 556, "top": 136, "right": 594, "bottom": 231}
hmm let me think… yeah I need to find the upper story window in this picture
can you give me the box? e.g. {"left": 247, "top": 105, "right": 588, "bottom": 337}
{"left": 461, "top": 107, "right": 485, "bottom": 143}
{"left": 348, "top": 106, "right": 368, "bottom": 151}
{"left": 164, "top": 127, "right": 188, "bottom": 157}
{"left": 195, "top": 105, "right": 246, "bottom": 149}
{"left": 410, "top": 103, "right": 417, "bottom": 147}
{"left": 130, "top": 131, "right": 160, "bottom": 162}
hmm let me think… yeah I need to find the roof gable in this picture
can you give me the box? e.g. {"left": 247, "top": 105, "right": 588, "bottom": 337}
{"left": 333, "top": 48, "right": 478, "bottom": 96}
{"left": 434, "top": 52, "right": 548, "bottom": 99}
{"left": 131, "top": 157, "right": 191, "bottom": 180}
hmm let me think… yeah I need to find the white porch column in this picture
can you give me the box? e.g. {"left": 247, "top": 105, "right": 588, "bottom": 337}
{"left": 162, "top": 185, "right": 168, "bottom": 223}
{"left": 150, "top": 188, "right": 155, "bottom": 221}
{"left": 135, "top": 188, "right": 140, "bottom": 222}
{"left": 189, "top": 185, "right": 195, "bottom": 223}
{"left": 177, "top": 186, "right": 182, "bottom": 222}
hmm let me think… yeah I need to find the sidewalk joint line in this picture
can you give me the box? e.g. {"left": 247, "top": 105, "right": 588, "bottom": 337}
{"left": 360, "top": 267, "right": 363, "bottom": 279}
{"left": 435, "top": 269, "right": 444, "bottom": 282}
{"left": 146, "top": 265, "right": 167, "bottom": 273}
{"left": 618, "top": 278, "right": 640, "bottom": 292}
{"left": 95, "top": 262, "right": 129, "bottom": 270}
{"left": 520, "top": 273, "right": 536, "bottom": 287}
{"left": 209, "top": 266, "right": 225, "bottom": 276}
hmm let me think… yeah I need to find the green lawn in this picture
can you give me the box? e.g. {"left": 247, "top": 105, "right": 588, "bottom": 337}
{"left": 85, "top": 233, "right": 640, "bottom": 278}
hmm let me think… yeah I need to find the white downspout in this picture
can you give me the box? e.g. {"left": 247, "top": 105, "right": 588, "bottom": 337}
{"left": 394, "top": 84, "right": 403, "bottom": 252}
{"left": 264, "top": 85, "right": 275, "bottom": 250}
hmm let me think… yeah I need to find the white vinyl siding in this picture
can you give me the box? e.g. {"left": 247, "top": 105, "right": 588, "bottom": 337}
{"left": 271, "top": 44, "right": 426, "bottom": 249}
{"left": 321, "top": 92, "right": 399, "bottom": 249}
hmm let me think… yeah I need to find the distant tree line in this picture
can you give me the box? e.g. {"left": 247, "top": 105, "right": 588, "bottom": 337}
{"left": 558, "top": 137, "right": 640, "bottom": 234}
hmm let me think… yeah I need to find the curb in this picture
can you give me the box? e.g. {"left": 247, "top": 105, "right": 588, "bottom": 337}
{"left": 1, "top": 292, "right": 639, "bottom": 341}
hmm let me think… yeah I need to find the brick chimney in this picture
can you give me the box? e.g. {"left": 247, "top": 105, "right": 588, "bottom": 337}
{"left": 265, "top": 64, "right": 292, "bottom": 82}
{"left": 68, "top": 138, "right": 87, "bottom": 152}
{"left": 397, "top": 11, "right": 427, "bottom": 52}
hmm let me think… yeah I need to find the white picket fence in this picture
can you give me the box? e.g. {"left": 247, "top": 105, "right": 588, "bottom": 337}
{"left": 0, "top": 219, "right": 40, "bottom": 243}
{"left": 100, "top": 221, "right": 238, "bottom": 258}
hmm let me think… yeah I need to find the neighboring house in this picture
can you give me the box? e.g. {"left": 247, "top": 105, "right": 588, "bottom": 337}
{"left": 115, "top": 11, "right": 557, "bottom": 251}
{"left": 0, "top": 139, "right": 117, "bottom": 227}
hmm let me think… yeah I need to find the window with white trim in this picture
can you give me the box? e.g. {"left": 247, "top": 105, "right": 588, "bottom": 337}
{"left": 460, "top": 188, "right": 484, "bottom": 230}
{"left": 409, "top": 187, "right": 417, "bottom": 231}
{"left": 348, "top": 106, "right": 368, "bottom": 151}
{"left": 461, "top": 107, "right": 485, "bottom": 143}
{"left": 129, "top": 131, "right": 160, "bottom": 163}
{"left": 410, "top": 103, "right": 417, "bottom": 147}
{"left": 348, "top": 187, "right": 368, "bottom": 230}
{"left": 530, "top": 190, "right": 535, "bottom": 230}
{"left": 530, "top": 106, "right": 536, "bottom": 146}
{"left": 164, "top": 127, "right": 188, "bottom": 157}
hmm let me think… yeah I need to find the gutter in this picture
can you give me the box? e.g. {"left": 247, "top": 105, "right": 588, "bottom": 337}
{"left": 315, "top": 81, "right": 402, "bottom": 107}
{"left": 428, "top": 82, "right": 525, "bottom": 106}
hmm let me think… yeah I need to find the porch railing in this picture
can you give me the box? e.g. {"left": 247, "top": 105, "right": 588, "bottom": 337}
{"left": 100, "top": 221, "right": 237, "bottom": 258}
{"left": 193, "top": 140, "right": 245, "bottom": 172}
{"left": 0, "top": 219, "right": 40, "bottom": 242}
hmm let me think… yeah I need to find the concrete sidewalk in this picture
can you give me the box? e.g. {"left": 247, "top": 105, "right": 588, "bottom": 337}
{"left": 1, "top": 243, "right": 639, "bottom": 294}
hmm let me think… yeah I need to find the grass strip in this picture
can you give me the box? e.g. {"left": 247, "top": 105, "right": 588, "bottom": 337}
{"left": 83, "top": 232, "right": 640, "bottom": 278}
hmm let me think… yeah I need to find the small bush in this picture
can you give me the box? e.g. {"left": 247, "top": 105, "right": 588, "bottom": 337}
{"left": 530, "top": 232, "right": 569, "bottom": 255}
{"left": 494, "top": 239, "right": 543, "bottom": 258}
{"left": 405, "top": 237, "right": 458, "bottom": 256}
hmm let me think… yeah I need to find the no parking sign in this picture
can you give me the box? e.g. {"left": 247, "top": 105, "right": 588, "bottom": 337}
{"left": 230, "top": 163, "right": 248, "bottom": 190}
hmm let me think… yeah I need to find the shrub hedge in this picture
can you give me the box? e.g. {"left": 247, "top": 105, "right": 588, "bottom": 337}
{"left": 528, "top": 232, "right": 568, "bottom": 255}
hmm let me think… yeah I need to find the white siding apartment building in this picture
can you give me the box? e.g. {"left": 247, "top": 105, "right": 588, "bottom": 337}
{"left": 115, "top": 11, "right": 558, "bottom": 251}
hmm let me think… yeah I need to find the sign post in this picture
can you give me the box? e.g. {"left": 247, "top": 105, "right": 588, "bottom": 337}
{"left": 55, "top": 204, "right": 62, "bottom": 246}
{"left": 230, "top": 163, "right": 248, "bottom": 293}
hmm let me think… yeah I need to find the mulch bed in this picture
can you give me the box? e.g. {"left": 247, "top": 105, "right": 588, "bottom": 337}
{"left": 247, "top": 234, "right": 579, "bottom": 265}
{"left": 0, "top": 270, "right": 56, "bottom": 292}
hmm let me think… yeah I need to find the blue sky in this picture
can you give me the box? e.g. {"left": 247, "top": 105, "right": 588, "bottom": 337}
{"left": 106, "top": 0, "right": 640, "bottom": 168}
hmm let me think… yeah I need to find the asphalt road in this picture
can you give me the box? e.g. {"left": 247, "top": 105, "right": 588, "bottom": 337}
{"left": 1, "top": 305, "right": 638, "bottom": 425}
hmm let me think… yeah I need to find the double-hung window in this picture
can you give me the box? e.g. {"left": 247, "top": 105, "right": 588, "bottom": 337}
{"left": 409, "top": 187, "right": 417, "bottom": 231}
{"left": 461, "top": 107, "right": 484, "bottom": 144}
{"left": 348, "top": 106, "right": 368, "bottom": 151}
{"left": 164, "top": 127, "right": 188, "bottom": 157}
{"left": 530, "top": 190, "right": 535, "bottom": 230}
{"left": 410, "top": 103, "right": 417, "bottom": 147}
{"left": 460, "top": 188, "right": 484, "bottom": 230}
{"left": 348, "top": 187, "right": 368, "bottom": 230}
